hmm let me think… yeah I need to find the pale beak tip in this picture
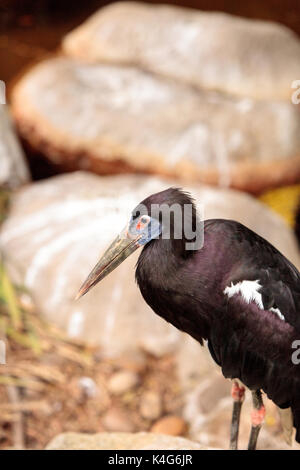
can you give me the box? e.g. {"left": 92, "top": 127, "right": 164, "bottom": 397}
{"left": 74, "top": 291, "right": 82, "bottom": 301}
{"left": 74, "top": 286, "right": 88, "bottom": 301}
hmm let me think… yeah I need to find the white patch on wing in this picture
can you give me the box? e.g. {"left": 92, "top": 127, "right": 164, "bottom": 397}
{"left": 224, "top": 280, "right": 264, "bottom": 309}
{"left": 270, "top": 307, "right": 285, "bottom": 321}
{"left": 223, "top": 280, "right": 285, "bottom": 321}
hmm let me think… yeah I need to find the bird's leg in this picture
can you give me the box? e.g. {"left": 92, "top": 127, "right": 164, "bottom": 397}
{"left": 230, "top": 380, "right": 245, "bottom": 450}
{"left": 247, "top": 390, "right": 265, "bottom": 450}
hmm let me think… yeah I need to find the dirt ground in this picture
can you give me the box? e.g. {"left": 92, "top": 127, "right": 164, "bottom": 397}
{"left": 0, "top": 291, "right": 184, "bottom": 449}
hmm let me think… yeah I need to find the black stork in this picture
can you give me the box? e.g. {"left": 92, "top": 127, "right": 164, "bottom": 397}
{"left": 76, "top": 188, "right": 300, "bottom": 450}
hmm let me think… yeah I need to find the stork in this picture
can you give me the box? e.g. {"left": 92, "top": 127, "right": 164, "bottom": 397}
{"left": 76, "top": 188, "right": 300, "bottom": 450}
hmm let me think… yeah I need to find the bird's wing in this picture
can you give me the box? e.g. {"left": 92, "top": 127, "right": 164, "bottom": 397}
{"left": 205, "top": 221, "right": 300, "bottom": 409}
{"left": 217, "top": 219, "right": 300, "bottom": 332}
{"left": 198, "top": 220, "right": 300, "bottom": 439}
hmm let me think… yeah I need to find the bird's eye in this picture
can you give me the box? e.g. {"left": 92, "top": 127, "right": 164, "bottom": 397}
{"left": 136, "top": 215, "right": 150, "bottom": 231}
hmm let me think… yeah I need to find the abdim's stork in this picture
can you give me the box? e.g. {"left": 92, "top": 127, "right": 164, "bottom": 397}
{"left": 77, "top": 188, "right": 300, "bottom": 449}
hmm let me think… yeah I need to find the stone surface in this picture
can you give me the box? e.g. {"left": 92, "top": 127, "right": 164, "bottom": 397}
{"left": 107, "top": 371, "right": 139, "bottom": 395}
{"left": 151, "top": 415, "right": 187, "bottom": 436}
{"left": 0, "top": 172, "right": 299, "bottom": 358}
{"left": 45, "top": 431, "right": 209, "bottom": 450}
{"left": 63, "top": 2, "right": 300, "bottom": 101}
{"left": 11, "top": 58, "right": 300, "bottom": 193}
{"left": 0, "top": 105, "right": 30, "bottom": 188}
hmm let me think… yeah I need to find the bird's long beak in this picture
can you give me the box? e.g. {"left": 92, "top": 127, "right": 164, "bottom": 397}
{"left": 75, "top": 228, "right": 142, "bottom": 300}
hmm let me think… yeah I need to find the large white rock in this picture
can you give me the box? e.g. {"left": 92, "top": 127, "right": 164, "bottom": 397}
{"left": 0, "top": 105, "right": 30, "bottom": 188}
{"left": 1, "top": 172, "right": 299, "bottom": 357}
{"left": 11, "top": 57, "right": 300, "bottom": 194}
{"left": 63, "top": 2, "right": 300, "bottom": 101}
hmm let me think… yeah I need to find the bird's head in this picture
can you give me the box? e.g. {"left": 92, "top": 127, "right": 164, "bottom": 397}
{"left": 76, "top": 187, "right": 199, "bottom": 299}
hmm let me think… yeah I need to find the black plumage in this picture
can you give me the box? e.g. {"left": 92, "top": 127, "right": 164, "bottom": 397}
{"left": 135, "top": 189, "right": 300, "bottom": 442}
{"left": 78, "top": 187, "right": 300, "bottom": 446}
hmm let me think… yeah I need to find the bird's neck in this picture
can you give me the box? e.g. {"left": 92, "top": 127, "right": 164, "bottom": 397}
{"left": 135, "top": 234, "right": 213, "bottom": 343}
{"left": 137, "top": 237, "right": 190, "bottom": 288}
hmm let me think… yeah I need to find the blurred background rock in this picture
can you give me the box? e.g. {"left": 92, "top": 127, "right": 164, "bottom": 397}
{"left": 1, "top": 0, "right": 300, "bottom": 89}
{"left": 0, "top": 0, "right": 300, "bottom": 450}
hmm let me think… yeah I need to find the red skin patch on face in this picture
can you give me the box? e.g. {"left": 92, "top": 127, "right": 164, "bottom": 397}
{"left": 136, "top": 219, "right": 148, "bottom": 231}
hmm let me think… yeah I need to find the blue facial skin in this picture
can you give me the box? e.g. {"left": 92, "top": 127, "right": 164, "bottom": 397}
{"left": 128, "top": 216, "right": 162, "bottom": 246}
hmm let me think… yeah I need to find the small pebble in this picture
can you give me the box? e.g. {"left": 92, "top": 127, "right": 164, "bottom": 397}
{"left": 78, "top": 376, "right": 98, "bottom": 399}
{"left": 107, "top": 370, "right": 139, "bottom": 395}
{"left": 140, "top": 391, "right": 162, "bottom": 420}
{"left": 102, "top": 407, "right": 135, "bottom": 432}
{"left": 151, "top": 415, "right": 187, "bottom": 436}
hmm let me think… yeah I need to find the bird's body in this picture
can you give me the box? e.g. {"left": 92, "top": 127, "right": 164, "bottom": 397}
{"left": 77, "top": 187, "right": 300, "bottom": 447}
{"left": 137, "top": 217, "right": 300, "bottom": 440}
